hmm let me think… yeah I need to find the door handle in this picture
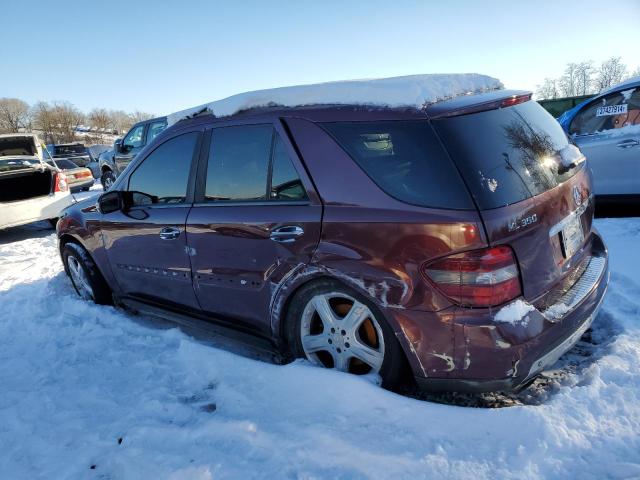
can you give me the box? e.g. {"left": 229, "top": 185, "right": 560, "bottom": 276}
{"left": 159, "top": 226, "right": 181, "bottom": 240}
{"left": 270, "top": 225, "right": 304, "bottom": 243}
{"left": 616, "top": 139, "right": 639, "bottom": 149}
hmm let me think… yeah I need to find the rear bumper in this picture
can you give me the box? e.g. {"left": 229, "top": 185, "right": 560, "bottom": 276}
{"left": 0, "top": 191, "right": 74, "bottom": 230}
{"left": 389, "top": 232, "right": 609, "bottom": 393}
{"left": 69, "top": 178, "right": 95, "bottom": 192}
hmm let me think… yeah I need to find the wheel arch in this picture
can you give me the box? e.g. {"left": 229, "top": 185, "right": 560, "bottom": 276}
{"left": 272, "top": 268, "right": 405, "bottom": 349}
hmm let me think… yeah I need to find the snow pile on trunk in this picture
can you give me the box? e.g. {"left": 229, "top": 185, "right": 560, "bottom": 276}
{"left": 167, "top": 73, "right": 503, "bottom": 125}
{"left": 494, "top": 299, "right": 536, "bottom": 326}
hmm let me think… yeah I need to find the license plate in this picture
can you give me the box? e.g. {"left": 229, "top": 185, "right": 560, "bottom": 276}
{"left": 561, "top": 215, "right": 584, "bottom": 258}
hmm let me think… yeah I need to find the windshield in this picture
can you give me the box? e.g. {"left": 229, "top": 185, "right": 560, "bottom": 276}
{"left": 433, "top": 101, "right": 583, "bottom": 210}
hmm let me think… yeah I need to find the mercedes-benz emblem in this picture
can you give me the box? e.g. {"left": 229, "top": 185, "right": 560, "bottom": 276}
{"left": 573, "top": 186, "right": 582, "bottom": 206}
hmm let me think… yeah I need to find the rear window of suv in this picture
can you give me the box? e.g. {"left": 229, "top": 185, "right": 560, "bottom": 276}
{"left": 433, "top": 101, "right": 582, "bottom": 210}
{"left": 321, "top": 121, "right": 474, "bottom": 210}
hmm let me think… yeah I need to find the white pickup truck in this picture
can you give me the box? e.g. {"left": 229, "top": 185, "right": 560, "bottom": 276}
{"left": 0, "top": 133, "right": 73, "bottom": 230}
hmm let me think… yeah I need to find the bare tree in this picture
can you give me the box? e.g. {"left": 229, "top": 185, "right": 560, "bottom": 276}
{"left": 536, "top": 78, "right": 559, "bottom": 100}
{"left": 575, "top": 61, "right": 594, "bottom": 95}
{"left": 628, "top": 67, "right": 640, "bottom": 80}
{"left": 108, "top": 110, "right": 134, "bottom": 135}
{"left": 559, "top": 63, "right": 579, "bottom": 97}
{"left": 129, "top": 111, "right": 154, "bottom": 124}
{"left": 595, "top": 57, "right": 628, "bottom": 91}
{"left": 88, "top": 108, "right": 112, "bottom": 130}
{"left": 33, "top": 101, "right": 83, "bottom": 143}
{"left": 0, "top": 98, "right": 32, "bottom": 133}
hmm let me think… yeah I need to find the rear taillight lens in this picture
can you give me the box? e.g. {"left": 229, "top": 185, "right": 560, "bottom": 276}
{"left": 54, "top": 172, "right": 68, "bottom": 192}
{"left": 423, "top": 246, "right": 522, "bottom": 307}
{"left": 76, "top": 170, "right": 92, "bottom": 178}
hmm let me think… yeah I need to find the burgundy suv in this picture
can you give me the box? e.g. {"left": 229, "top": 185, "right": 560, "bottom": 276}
{"left": 57, "top": 89, "right": 609, "bottom": 392}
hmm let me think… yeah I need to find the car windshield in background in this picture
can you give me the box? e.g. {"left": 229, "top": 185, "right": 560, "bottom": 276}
{"left": 321, "top": 121, "right": 474, "bottom": 210}
{"left": 433, "top": 101, "right": 582, "bottom": 210}
{"left": 54, "top": 145, "right": 86, "bottom": 156}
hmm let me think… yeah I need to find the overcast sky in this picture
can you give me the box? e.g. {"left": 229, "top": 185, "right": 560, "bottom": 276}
{"left": 1, "top": 0, "right": 638, "bottom": 116}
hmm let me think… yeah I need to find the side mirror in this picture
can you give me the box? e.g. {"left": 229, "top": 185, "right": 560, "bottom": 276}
{"left": 114, "top": 138, "right": 123, "bottom": 153}
{"left": 98, "top": 190, "right": 159, "bottom": 214}
{"left": 97, "top": 191, "right": 122, "bottom": 214}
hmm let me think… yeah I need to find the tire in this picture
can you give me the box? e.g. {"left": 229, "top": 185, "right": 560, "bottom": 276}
{"left": 62, "top": 242, "right": 112, "bottom": 305}
{"left": 285, "top": 279, "right": 408, "bottom": 389}
{"left": 48, "top": 218, "right": 59, "bottom": 229}
{"left": 101, "top": 170, "right": 116, "bottom": 190}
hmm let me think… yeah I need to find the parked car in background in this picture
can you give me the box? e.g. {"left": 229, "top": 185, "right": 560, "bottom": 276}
{"left": 558, "top": 77, "right": 640, "bottom": 203}
{"left": 57, "top": 75, "right": 608, "bottom": 393}
{"left": 47, "top": 158, "right": 94, "bottom": 192}
{"left": 86, "top": 144, "right": 112, "bottom": 178}
{"left": 98, "top": 116, "right": 167, "bottom": 190}
{"left": 47, "top": 143, "right": 92, "bottom": 168}
{"left": 0, "top": 133, "right": 72, "bottom": 230}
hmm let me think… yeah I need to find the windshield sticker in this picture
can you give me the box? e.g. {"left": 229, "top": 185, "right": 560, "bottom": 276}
{"left": 621, "top": 88, "right": 636, "bottom": 102}
{"left": 597, "top": 104, "right": 628, "bottom": 117}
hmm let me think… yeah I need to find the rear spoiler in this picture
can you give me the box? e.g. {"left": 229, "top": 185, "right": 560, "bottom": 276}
{"left": 425, "top": 90, "right": 532, "bottom": 119}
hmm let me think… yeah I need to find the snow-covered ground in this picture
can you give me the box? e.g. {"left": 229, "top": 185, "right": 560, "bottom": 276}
{"left": 0, "top": 217, "right": 638, "bottom": 479}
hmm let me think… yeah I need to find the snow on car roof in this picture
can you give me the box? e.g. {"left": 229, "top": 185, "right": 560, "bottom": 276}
{"left": 167, "top": 73, "right": 503, "bottom": 126}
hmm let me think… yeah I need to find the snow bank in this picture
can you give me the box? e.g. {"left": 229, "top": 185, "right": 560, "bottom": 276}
{"left": 494, "top": 299, "right": 536, "bottom": 326}
{"left": 1, "top": 219, "right": 640, "bottom": 478}
{"left": 166, "top": 73, "right": 503, "bottom": 125}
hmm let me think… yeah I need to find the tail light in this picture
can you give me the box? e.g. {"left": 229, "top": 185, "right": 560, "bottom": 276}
{"left": 54, "top": 172, "right": 68, "bottom": 193}
{"left": 76, "top": 170, "right": 93, "bottom": 179}
{"left": 423, "top": 246, "right": 522, "bottom": 307}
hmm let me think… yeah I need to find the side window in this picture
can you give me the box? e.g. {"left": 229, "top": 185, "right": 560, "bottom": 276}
{"left": 570, "top": 88, "right": 640, "bottom": 136}
{"left": 147, "top": 121, "right": 167, "bottom": 143}
{"left": 128, "top": 132, "right": 199, "bottom": 204}
{"left": 270, "top": 134, "right": 308, "bottom": 201}
{"left": 123, "top": 124, "right": 145, "bottom": 149}
{"left": 205, "top": 125, "right": 273, "bottom": 202}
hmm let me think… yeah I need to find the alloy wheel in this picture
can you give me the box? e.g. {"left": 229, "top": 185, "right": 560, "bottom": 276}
{"left": 300, "top": 292, "right": 385, "bottom": 374}
{"left": 67, "top": 256, "right": 94, "bottom": 300}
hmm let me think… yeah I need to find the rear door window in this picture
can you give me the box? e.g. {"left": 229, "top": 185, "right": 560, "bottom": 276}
{"left": 433, "top": 101, "right": 582, "bottom": 210}
{"left": 321, "top": 121, "right": 474, "bottom": 210}
{"left": 205, "top": 124, "right": 273, "bottom": 202}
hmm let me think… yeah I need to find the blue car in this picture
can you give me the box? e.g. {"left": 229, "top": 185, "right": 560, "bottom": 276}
{"left": 558, "top": 77, "right": 640, "bottom": 202}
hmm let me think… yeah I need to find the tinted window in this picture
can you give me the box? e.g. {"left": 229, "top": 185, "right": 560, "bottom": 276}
{"left": 147, "top": 120, "right": 167, "bottom": 142}
{"left": 128, "top": 132, "right": 198, "bottom": 204}
{"left": 205, "top": 125, "right": 272, "bottom": 202}
{"left": 270, "top": 134, "right": 307, "bottom": 201}
{"left": 434, "top": 101, "right": 582, "bottom": 210}
{"left": 570, "top": 87, "right": 640, "bottom": 136}
{"left": 49, "top": 159, "right": 78, "bottom": 169}
{"left": 321, "top": 121, "right": 473, "bottom": 210}
{"left": 54, "top": 144, "right": 86, "bottom": 156}
{"left": 123, "top": 124, "right": 145, "bottom": 149}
